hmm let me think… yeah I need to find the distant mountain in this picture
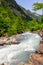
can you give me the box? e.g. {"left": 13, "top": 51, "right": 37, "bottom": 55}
{"left": 0, "top": 0, "right": 40, "bottom": 21}
{"left": 1, "top": 0, "right": 33, "bottom": 20}
{"left": 27, "top": 10, "right": 40, "bottom": 21}
{"left": 0, "top": 0, "right": 42, "bottom": 36}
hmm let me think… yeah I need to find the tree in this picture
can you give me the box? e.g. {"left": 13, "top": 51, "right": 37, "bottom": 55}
{"left": 16, "top": 14, "right": 25, "bottom": 33}
{"left": 33, "top": 2, "right": 43, "bottom": 15}
{"left": 33, "top": 2, "right": 43, "bottom": 23}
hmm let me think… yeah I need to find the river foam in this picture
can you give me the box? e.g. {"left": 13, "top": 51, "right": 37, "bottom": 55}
{"left": 0, "top": 32, "right": 42, "bottom": 64}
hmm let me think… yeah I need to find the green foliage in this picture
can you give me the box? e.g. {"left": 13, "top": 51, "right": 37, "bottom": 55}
{"left": 16, "top": 14, "right": 25, "bottom": 33}
{"left": 0, "top": 5, "right": 17, "bottom": 36}
{"left": 0, "top": 5, "right": 25, "bottom": 36}
{"left": 26, "top": 18, "right": 43, "bottom": 31}
{"left": 39, "top": 15, "right": 43, "bottom": 23}
{"left": 33, "top": 2, "right": 43, "bottom": 15}
{"left": 33, "top": 2, "right": 43, "bottom": 11}
{"left": 0, "top": 0, "right": 43, "bottom": 37}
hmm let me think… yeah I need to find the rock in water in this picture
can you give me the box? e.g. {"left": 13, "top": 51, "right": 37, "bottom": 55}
{"left": 38, "top": 41, "right": 43, "bottom": 54}
{"left": 28, "top": 54, "right": 43, "bottom": 65}
{"left": 0, "top": 62, "right": 10, "bottom": 65}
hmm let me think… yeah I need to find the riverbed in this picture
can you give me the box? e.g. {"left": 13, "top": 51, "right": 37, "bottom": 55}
{"left": 0, "top": 32, "right": 42, "bottom": 65}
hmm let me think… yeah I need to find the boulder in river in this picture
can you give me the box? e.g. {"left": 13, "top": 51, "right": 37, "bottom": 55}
{"left": 38, "top": 41, "right": 43, "bottom": 54}
{"left": 28, "top": 53, "right": 43, "bottom": 65}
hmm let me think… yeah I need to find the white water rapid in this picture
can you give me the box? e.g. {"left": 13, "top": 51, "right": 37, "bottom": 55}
{"left": 0, "top": 32, "right": 42, "bottom": 64}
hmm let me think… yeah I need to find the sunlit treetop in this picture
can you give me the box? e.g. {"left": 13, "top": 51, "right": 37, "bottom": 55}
{"left": 33, "top": 2, "right": 43, "bottom": 11}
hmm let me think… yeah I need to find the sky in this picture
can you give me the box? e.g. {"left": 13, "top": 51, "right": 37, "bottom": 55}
{"left": 16, "top": 0, "right": 43, "bottom": 14}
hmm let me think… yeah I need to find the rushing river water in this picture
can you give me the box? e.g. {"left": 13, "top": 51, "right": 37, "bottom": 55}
{"left": 0, "top": 32, "right": 42, "bottom": 65}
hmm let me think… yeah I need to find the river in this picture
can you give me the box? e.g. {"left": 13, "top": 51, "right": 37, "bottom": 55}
{"left": 0, "top": 32, "right": 42, "bottom": 65}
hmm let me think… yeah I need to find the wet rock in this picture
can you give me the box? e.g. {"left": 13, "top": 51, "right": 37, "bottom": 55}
{"left": 5, "top": 37, "right": 18, "bottom": 45}
{"left": 18, "top": 62, "right": 25, "bottom": 65}
{"left": 37, "top": 30, "right": 43, "bottom": 40}
{"left": 0, "top": 37, "right": 7, "bottom": 45}
{"left": 38, "top": 41, "right": 43, "bottom": 54}
{"left": 33, "top": 30, "right": 43, "bottom": 40}
{"left": 24, "top": 64, "right": 29, "bottom": 65}
{"left": 0, "top": 62, "right": 10, "bottom": 65}
{"left": 29, "top": 54, "right": 43, "bottom": 65}
{"left": 22, "top": 54, "right": 43, "bottom": 65}
{"left": 0, "top": 41, "right": 5, "bottom": 45}
{"left": 4, "top": 62, "right": 10, "bottom": 65}
{"left": 0, "top": 34, "right": 20, "bottom": 45}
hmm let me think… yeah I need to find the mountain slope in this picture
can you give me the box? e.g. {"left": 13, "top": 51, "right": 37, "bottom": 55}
{"left": 0, "top": 0, "right": 32, "bottom": 36}
{"left": 6, "top": 0, "right": 40, "bottom": 20}
{"left": 27, "top": 10, "right": 40, "bottom": 21}
{"left": 0, "top": 0, "right": 40, "bottom": 20}
{"left": 0, "top": 0, "right": 42, "bottom": 36}
{"left": 0, "top": 0, "right": 33, "bottom": 20}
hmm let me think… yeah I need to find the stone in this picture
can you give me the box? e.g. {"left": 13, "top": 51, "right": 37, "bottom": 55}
{"left": 18, "top": 62, "right": 25, "bottom": 65}
{"left": 36, "top": 30, "right": 43, "bottom": 40}
{"left": 0, "top": 34, "right": 20, "bottom": 45}
{"left": 29, "top": 54, "right": 43, "bottom": 65}
{"left": 38, "top": 41, "right": 43, "bottom": 54}
{"left": 4, "top": 62, "right": 10, "bottom": 65}
{"left": 0, "top": 62, "right": 10, "bottom": 65}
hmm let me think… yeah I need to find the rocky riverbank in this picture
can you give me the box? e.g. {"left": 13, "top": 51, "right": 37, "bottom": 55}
{"left": 0, "top": 34, "right": 21, "bottom": 45}
{"left": 0, "top": 30, "right": 43, "bottom": 65}
{"left": 0, "top": 30, "right": 43, "bottom": 46}
{"left": 0, "top": 40, "right": 43, "bottom": 65}
{"left": 33, "top": 30, "right": 43, "bottom": 40}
